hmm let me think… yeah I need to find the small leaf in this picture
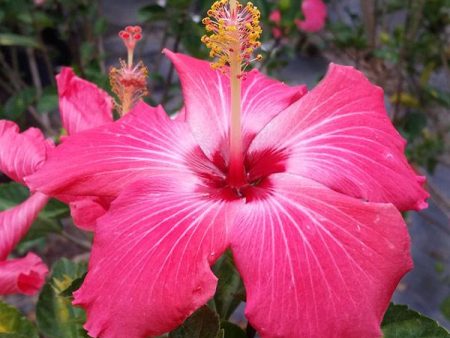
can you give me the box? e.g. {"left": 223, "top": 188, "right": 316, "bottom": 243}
{"left": 390, "top": 92, "right": 420, "bottom": 108}
{"left": 138, "top": 4, "right": 167, "bottom": 22}
{"left": 60, "top": 273, "right": 87, "bottom": 297}
{"left": 39, "top": 198, "right": 69, "bottom": 219}
{"left": 36, "top": 87, "right": 58, "bottom": 114}
{"left": 0, "top": 33, "right": 40, "bottom": 48}
{"left": 2, "top": 88, "right": 36, "bottom": 121}
{"left": 169, "top": 306, "right": 220, "bottom": 338}
{"left": 0, "top": 183, "right": 28, "bottom": 210}
{"left": 93, "top": 17, "right": 107, "bottom": 36}
{"left": 213, "top": 251, "right": 245, "bottom": 320}
{"left": 221, "top": 322, "right": 247, "bottom": 338}
{"left": 441, "top": 296, "right": 450, "bottom": 321}
{"left": 0, "top": 301, "right": 38, "bottom": 338}
{"left": 382, "top": 303, "right": 450, "bottom": 337}
{"left": 36, "top": 259, "right": 88, "bottom": 338}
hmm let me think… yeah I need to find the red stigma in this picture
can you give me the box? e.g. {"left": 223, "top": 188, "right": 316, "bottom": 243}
{"left": 119, "top": 25, "right": 143, "bottom": 52}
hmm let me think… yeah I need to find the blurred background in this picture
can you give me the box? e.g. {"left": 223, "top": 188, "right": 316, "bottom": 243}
{"left": 0, "top": 0, "right": 449, "bottom": 332}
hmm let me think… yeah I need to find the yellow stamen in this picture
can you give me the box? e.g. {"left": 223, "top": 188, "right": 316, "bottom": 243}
{"left": 201, "top": 0, "right": 262, "bottom": 74}
{"left": 201, "top": 0, "right": 262, "bottom": 187}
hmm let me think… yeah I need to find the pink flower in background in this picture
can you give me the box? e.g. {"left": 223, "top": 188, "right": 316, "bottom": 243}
{"left": 28, "top": 51, "right": 428, "bottom": 338}
{"left": 269, "top": 10, "right": 283, "bottom": 39}
{"left": 0, "top": 68, "right": 113, "bottom": 295}
{"left": 296, "top": 0, "right": 327, "bottom": 33}
{"left": 0, "top": 253, "right": 48, "bottom": 295}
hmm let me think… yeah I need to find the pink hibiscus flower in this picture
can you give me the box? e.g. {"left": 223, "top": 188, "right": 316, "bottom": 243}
{"left": 26, "top": 48, "right": 428, "bottom": 336}
{"left": 0, "top": 67, "right": 112, "bottom": 295}
{"left": 27, "top": 1, "right": 427, "bottom": 335}
{"left": 295, "top": 0, "right": 327, "bottom": 33}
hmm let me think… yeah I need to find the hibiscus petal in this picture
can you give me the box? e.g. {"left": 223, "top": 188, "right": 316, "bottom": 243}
{"left": 67, "top": 197, "right": 109, "bottom": 231}
{"left": 0, "top": 121, "right": 52, "bottom": 184}
{"left": 0, "top": 192, "right": 49, "bottom": 260}
{"left": 26, "top": 102, "right": 200, "bottom": 197}
{"left": 57, "top": 67, "right": 113, "bottom": 135}
{"left": 295, "top": 0, "right": 327, "bottom": 32}
{"left": 164, "top": 50, "right": 307, "bottom": 159}
{"left": 73, "top": 178, "right": 237, "bottom": 338}
{"left": 0, "top": 252, "right": 48, "bottom": 295}
{"left": 231, "top": 174, "right": 412, "bottom": 338}
{"left": 248, "top": 64, "right": 428, "bottom": 211}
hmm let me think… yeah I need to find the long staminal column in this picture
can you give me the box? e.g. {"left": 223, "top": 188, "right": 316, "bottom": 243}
{"left": 229, "top": 0, "right": 244, "bottom": 187}
{"left": 202, "top": 0, "right": 262, "bottom": 187}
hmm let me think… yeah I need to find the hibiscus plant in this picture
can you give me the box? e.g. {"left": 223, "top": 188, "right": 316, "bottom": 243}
{"left": 0, "top": 0, "right": 449, "bottom": 337}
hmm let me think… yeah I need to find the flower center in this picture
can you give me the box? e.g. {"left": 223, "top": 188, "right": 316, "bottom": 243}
{"left": 202, "top": 0, "right": 262, "bottom": 189}
{"left": 189, "top": 145, "right": 287, "bottom": 202}
{"left": 109, "top": 26, "right": 149, "bottom": 116}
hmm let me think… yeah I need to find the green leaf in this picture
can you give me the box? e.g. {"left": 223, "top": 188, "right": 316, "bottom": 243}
{"left": 93, "top": 17, "right": 107, "bottom": 36}
{"left": 40, "top": 198, "right": 70, "bottom": 220}
{"left": 169, "top": 306, "right": 221, "bottom": 338}
{"left": 425, "top": 87, "right": 450, "bottom": 108}
{"left": 60, "top": 274, "right": 87, "bottom": 297}
{"left": 80, "top": 42, "right": 95, "bottom": 67}
{"left": 138, "top": 4, "right": 167, "bottom": 22}
{"left": 382, "top": 303, "right": 450, "bottom": 337}
{"left": 212, "top": 251, "right": 245, "bottom": 320}
{"left": 36, "top": 87, "right": 58, "bottom": 114}
{"left": 36, "top": 259, "right": 88, "bottom": 338}
{"left": 180, "top": 20, "right": 208, "bottom": 59}
{"left": 2, "top": 88, "right": 36, "bottom": 121}
{"left": 0, "top": 301, "right": 38, "bottom": 338}
{"left": 0, "top": 33, "right": 39, "bottom": 48}
{"left": 441, "top": 296, "right": 450, "bottom": 321}
{"left": 220, "top": 322, "right": 247, "bottom": 338}
{"left": 0, "top": 183, "right": 28, "bottom": 210}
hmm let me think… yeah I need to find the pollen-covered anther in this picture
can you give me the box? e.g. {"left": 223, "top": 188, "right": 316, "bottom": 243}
{"left": 110, "top": 61, "right": 148, "bottom": 116}
{"left": 201, "top": 0, "right": 262, "bottom": 73}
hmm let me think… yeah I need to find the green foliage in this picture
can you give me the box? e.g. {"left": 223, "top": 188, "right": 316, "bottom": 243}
{"left": 0, "top": 301, "right": 38, "bottom": 338}
{"left": 441, "top": 296, "right": 450, "bottom": 321}
{"left": 36, "top": 86, "right": 58, "bottom": 114}
{"left": 212, "top": 251, "right": 245, "bottom": 320}
{"left": 2, "top": 88, "right": 37, "bottom": 121}
{"left": 169, "top": 306, "right": 221, "bottom": 338}
{"left": 36, "top": 259, "right": 88, "bottom": 338}
{"left": 220, "top": 322, "right": 247, "bottom": 338}
{"left": 329, "top": 22, "right": 367, "bottom": 50}
{"left": 0, "top": 34, "right": 39, "bottom": 48}
{"left": 382, "top": 304, "right": 450, "bottom": 337}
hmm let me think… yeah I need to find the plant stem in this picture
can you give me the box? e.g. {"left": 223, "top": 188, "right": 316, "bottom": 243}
{"left": 28, "top": 106, "right": 54, "bottom": 136}
{"left": 0, "top": 51, "right": 26, "bottom": 90}
{"left": 360, "top": 0, "right": 376, "bottom": 50}
{"left": 26, "top": 47, "right": 43, "bottom": 97}
{"left": 60, "top": 231, "right": 92, "bottom": 251}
